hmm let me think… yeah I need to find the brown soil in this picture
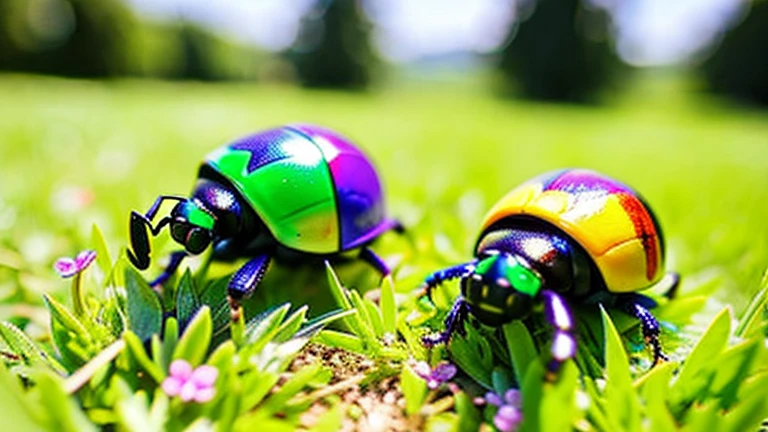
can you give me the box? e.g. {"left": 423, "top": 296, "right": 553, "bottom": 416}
{"left": 289, "top": 343, "right": 423, "bottom": 431}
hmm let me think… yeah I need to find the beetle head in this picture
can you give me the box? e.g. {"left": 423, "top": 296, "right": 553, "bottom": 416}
{"left": 169, "top": 200, "right": 214, "bottom": 255}
{"left": 461, "top": 251, "right": 542, "bottom": 326}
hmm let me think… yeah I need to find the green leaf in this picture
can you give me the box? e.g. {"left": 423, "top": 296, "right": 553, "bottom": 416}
{"left": 43, "top": 294, "right": 91, "bottom": 342}
{"left": 601, "top": 307, "right": 641, "bottom": 432}
{"left": 670, "top": 307, "right": 731, "bottom": 410}
{"left": 200, "top": 276, "right": 231, "bottom": 337}
{"left": 380, "top": 276, "right": 397, "bottom": 334}
{"left": 273, "top": 305, "right": 308, "bottom": 343}
{"left": 681, "top": 400, "right": 722, "bottom": 432}
{"left": 49, "top": 318, "right": 89, "bottom": 370}
{"left": 207, "top": 340, "right": 236, "bottom": 371}
{"left": 539, "top": 361, "right": 578, "bottom": 432}
{"left": 520, "top": 360, "right": 545, "bottom": 432}
{"left": 735, "top": 270, "right": 768, "bottom": 338}
{"left": 245, "top": 303, "right": 291, "bottom": 350}
{"left": 325, "top": 262, "right": 365, "bottom": 336}
{"left": 124, "top": 332, "right": 164, "bottom": 383}
{"left": 233, "top": 411, "right": 295, "bottom": 432}
{"left": 721, "top": 378, "right": 768, "bottom": 432}
{"left": 347, "top": 289, "right": 378, "bottom": 343}
{"left": 240, "top": 371, "right": 283, "bottom": 413}
{"left": 161, "top": 317, "right": 178, "bottom": 372}
{"left": 502, "top": 320, "right": 538, "bottom": 386}
{"left": 0, "top": 355, "right": 44, "bottom": 430}
{"left": 297, "top": 309, "right": 357, "bottom": 339}
{"left": 33, "top": 373, "right": 97, "bottom": 432}
{"left": 398, "top": 318, "right": 427, "bottom": 361}
{"left": 175, "top": 269, "right": 201, "bottom": 328}
{"left": 43, "top": 294, "right": 94, "bottom": 369}
{"left": 307, "top": 403, "right": 342, "bottom": 432}
{"left": 449, "top": 326, "right": 495, "bottom": 389}
{"left": 123, "top": 267, "right": 162, "bottom": 341}
{"left": 400, "top": 362, "right": 428, "bottom": 415}
{"left": 454, "top": 390, "right": 483, "bottom": 432}
{"left": 709, "top": 339, "right": 760, "bottom": 409}
{"left": 115, "top": 387, "right": 167, "bottom": 432}
{"left": 264, "top": 364, "right": 329, "bottom": 413}
{"left": 315, "top": 330, "right": 365, "bottom": 355}
{"left": 363, "top": 298, "right": 385, "bottom": 337}
{"left": 491, "top": 367, "right": 513, "bottom": 396}
{"left": 0, "top": 321, "right": 63, "bottom": 372}
{"left": 90, "top": 224, "right": 112, "bottom": 276}
{"left": 640, "top": 362, "right": 677, "bottom": 432}
{"left": 655, "top": 296, "right": 708, "bottom": 325}
{"left": 61, "top": 339, "right": 126, "bottom": 394}
{"left": 149, "top": 334, "right": 164, "bottom": 374}
{"left": 172, "top": 306, "right": 212, "bottom": 366}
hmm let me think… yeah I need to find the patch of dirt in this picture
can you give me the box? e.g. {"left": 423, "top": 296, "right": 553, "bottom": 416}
{"left": 289, "top": 343, "right": 422, "bottom": 431}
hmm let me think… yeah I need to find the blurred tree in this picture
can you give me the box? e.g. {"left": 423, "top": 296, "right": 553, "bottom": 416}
{"left": 0, "top": 0, "right": 135, "bottom": 77}
{"left": 496, "top": 0, "right": 621, "bottom": 103}
{"left": 287, "top": 0, "right": 378, "bottom": 89}
{"left": 174, "top": 22, "right": 268, "bottom": 82}
{"left": 701, "top": 1, "right": 768, "bottom": 106}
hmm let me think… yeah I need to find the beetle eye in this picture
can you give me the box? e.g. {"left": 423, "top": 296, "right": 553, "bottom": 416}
{"left": 171, "top": 221, "right": 189, "bottom": 243}
{"left": 462, "top": 273, "right": 484, "bottom": 299}
{"left": 186, "top": 227, "right": 211, "bottom": 254}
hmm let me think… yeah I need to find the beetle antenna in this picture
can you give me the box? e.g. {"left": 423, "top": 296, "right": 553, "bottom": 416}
{"left": 128, "top": 196, "right": 185, "bottom": 270}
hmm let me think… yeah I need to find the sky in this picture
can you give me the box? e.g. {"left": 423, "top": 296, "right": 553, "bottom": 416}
{"left": 124, "top": 0, "right": 747, "bottom": 67}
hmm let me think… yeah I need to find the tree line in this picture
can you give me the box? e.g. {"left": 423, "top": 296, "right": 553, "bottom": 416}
{"left": 1, "top": 0, "right": 766, "bottom": 106}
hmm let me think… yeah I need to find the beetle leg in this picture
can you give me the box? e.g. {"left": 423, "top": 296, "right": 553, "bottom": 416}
{"left": 128, "top": 211, "right": 153, "bottom": 270}
{"left": 621, "top": 295, "right": 667, "bottom": 366}
{"left": 148, "top": 251, "right": 187, "bottom": 288}
{"left": 421, "top": 262, "right": 477, "bottom": 301}
{"left": 541, "top": 290, "right": 577, "bottom": 381}
{"left": 227, "top": 254, "right": 272, "bottom": 321}
{"left": 359, "top": 247, "right": 391, "bottom": 276}
{"left": 386, "top": 218, "right": 406, "bottom": 235}
{"left": 422, "top": 298, "right": 470, "bottom": 347}
{"left": 660, "top": 272, "right": 681, "bottom": 300}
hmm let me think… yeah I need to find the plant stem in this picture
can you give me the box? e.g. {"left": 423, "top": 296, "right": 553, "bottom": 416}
{"left": 71, "top": 273, "right": 86, "bottom": 318}
{"left": 63, "top": 339, "right": 126, "bottom": 394}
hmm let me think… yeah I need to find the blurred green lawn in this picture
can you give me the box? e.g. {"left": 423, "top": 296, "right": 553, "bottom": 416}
{"left": 0, "top": 73, "right": 766, "bottom": 320}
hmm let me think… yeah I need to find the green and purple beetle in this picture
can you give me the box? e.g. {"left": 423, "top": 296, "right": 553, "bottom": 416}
{"left": 128, "top": 124, "right": 402, "bottom": 319}
{"left": 421, "top": 169, "right": 679, "bottom": 376}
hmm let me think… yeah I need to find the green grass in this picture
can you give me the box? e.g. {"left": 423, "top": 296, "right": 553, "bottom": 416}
{"left": 1, "top": 73, "right": 766, "bottom": 307}
{"left": 0, "top": 73, "right": 767, "bottom": 430}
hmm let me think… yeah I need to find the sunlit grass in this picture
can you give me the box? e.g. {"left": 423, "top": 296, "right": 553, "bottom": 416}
{"left": 1, "top": 73, "right": 766, "bottom": 312}
{"left": 1, "top": 72, "right": 768, "bottom": 430}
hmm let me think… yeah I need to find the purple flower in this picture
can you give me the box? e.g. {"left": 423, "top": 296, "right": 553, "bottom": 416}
{"left": 54, "top": 250, "right": 96, "bottom": 278}
{"left": 162, "top": 360, "right": 218, "bottom": 403}
{"left": 484, "top": 389, "right": 523, "bottom": 432}
{"left": 412, "top": 360, "right": 457, "bottom": 389}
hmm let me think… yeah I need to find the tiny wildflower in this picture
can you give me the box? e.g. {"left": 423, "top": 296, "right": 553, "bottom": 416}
{"left": 54, "top": 250, "right": 96, "bottom": 278}
{"left": 162, "top": 360, "right": 219, "bottom": 403}
{"left": 412, "top": 360, "right": 457, "bottom": 389}
{"left": 481, "top": 389, "right": 523, "bottom": 432}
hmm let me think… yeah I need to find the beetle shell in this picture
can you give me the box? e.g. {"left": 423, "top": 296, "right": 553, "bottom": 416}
{"left": 202, "top": 125, "right": 388, "bottom": 254}
{"left": 479, "top": 169, "right": 664, "bottom": 293}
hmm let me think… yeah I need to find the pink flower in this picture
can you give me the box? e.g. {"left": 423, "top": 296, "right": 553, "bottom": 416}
{"left": 162, "top": 359, "right": 218, "bottom": 403}
{"left": 54, "top": 250, "right": 96, "bottom": 278}
{"left": 482, "top": 389, "right": 523, "bottom": 432}
{"left": 412, "top": 360, "right": 457, "bottom": 389}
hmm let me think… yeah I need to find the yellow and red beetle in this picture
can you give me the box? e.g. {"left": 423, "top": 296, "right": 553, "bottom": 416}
{"left": 421, "top": 169, "right": 678, "bottom": 374}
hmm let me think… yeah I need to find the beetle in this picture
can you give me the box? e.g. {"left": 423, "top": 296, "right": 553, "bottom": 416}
{"left": 421, "top": 169, "right": 679, "bottom": 375}
{"left": 127, "top": 124, "right": 403, "bottom": 320}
